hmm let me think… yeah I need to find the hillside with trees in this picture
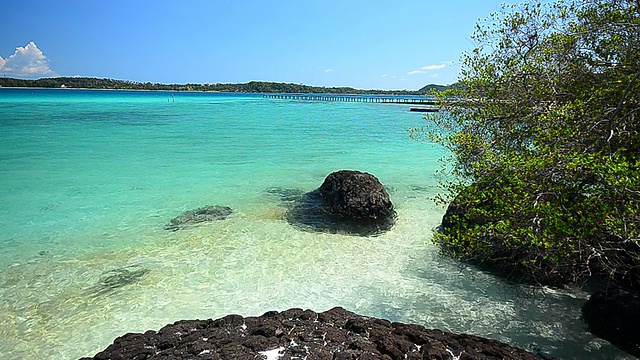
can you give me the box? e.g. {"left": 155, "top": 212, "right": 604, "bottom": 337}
{"left": 0, "top": 77, "right": 449, "bottom": 95}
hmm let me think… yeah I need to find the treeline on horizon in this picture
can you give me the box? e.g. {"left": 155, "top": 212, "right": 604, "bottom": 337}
{"left": 0, "top": 77, "right": 450, "bottom": 95}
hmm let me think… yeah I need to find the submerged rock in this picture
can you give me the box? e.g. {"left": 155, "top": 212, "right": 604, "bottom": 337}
{"left": 82, "top": 306, "right": 547, "bottom": 360}
{"left": 88, "top": 265, "right": 150, "bottom": 297}
{"left": 263, "top": 187, "right": 305, "bottom": 204}
{"left": 166, "top": 205, "right": 233, "bottom": 230}
{"left": 285, "top": 170, "right": 396, "bottom": 236}
{"left": 582, "top": 288, "right": 640, "bottom": 357}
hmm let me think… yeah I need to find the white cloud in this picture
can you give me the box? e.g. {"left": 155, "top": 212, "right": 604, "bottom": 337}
{"left": 408, "top": 62, "right": 448, "bottom": 75}
{"left": 421, "top": 64, "right": 446, "bottom": 70}
{"left": 0, "top": 42, "right": 55, "bottom": 78}
{"left": 325, "top": 68, "right": 334, "bottom": 73}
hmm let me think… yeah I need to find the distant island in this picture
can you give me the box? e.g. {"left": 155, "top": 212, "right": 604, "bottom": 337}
{"left": 0, "top": 77, "right": 450, "bottom": 95}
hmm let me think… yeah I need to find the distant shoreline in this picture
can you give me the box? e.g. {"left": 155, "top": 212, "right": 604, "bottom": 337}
{"left": 0, "top": 86, "right": 217, "bottom": 93}
{"left": 0, "top": 77, "right": 451, "bottom": 95}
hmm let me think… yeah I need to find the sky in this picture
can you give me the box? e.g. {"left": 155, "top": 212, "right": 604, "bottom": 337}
{"left": 0, "top": 0, "right": 520, "bottom": 90}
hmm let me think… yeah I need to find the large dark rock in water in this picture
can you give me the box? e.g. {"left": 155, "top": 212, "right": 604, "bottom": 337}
{"left": 82, "top": 307, "right": 547, "bottom": 360}
{"left": 319, "top": 170, "right": 394, "bottom": 221}
{"left": 582, "top": 288, "right": 640, "bottom": 357}
{"left": 285, "top": 170, "right": 395, "bottom": 236}
{"left": 166, "top": 205, "right": 233, "bottom": 230}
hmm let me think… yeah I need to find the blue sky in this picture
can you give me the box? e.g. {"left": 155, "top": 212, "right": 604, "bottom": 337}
{"left": 0, "top": 0, "right": 519, "bottom": 90}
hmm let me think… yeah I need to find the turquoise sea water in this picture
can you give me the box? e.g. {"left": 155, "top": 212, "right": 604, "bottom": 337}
{"left": 0, "top": 88, "right": 632, "bottom": 359}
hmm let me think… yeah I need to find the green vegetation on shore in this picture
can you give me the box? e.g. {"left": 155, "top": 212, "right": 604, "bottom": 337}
{"left": 417, "top": 0, "right": 639, "bottom": 289}
{"left": 0, "top": 77, "right": 448, "bottom": 95}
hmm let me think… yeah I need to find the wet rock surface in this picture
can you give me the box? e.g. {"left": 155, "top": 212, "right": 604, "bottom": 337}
{"left": 284, "top": 170, "right": 396, "bottom": 236}
{"left": 82, "top": 307, "right": 547, "bottom": 360}
{"left": 166, "top": 205, "right": 233, "bottom": 230}
{"left": 582, "top": 288, "right": 640, "bottom": 357}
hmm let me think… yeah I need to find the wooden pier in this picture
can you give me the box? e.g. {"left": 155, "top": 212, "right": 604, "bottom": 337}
{"left": 263, "top": 93, "right": 437, "bottom": 105}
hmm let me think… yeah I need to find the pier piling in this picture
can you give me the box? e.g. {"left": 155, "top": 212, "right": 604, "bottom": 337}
{"left": 263, "top": 93, "right": 437, "bottom": 106}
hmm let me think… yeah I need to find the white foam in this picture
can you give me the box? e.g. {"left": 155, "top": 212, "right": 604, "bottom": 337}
{"left": 258, "top": 347, "right": 285, "bottom": 360}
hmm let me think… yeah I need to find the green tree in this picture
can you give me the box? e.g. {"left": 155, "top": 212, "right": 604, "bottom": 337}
{"left": 419, "top": 0, "right": 640, "bottom": 287}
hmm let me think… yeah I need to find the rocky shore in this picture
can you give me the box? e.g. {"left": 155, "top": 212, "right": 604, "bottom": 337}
{"left": 83, "top": 307, "right": 548, "bottom": 360}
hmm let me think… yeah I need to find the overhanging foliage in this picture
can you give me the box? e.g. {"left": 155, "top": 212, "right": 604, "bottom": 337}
{"left": 418, "top": 0, "right": 640, "bottom": 287}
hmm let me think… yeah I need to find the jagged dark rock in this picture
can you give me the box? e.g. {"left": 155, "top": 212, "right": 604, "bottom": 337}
{"left": 285, "top": 170, "right": 395, "bottom": 236}
{"left": 166, "top": 205, "right": 233, "bottom": 230}
{"left": 582, "top": 288, "right": 640, "bottom": 357}
{"left": 82, "top": 307, "right": 548, "bottom": 360}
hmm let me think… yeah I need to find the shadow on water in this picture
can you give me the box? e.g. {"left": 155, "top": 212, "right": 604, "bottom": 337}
{"left": 263, "top": 187, "right": 306, "bottom": 204}
{"left": 264, "top": 187, "right": 395, "bottom": 237}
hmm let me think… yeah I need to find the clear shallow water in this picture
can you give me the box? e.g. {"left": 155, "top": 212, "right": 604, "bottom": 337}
{"left": 0, "top": 88, "right": 632, "bottom": 359}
